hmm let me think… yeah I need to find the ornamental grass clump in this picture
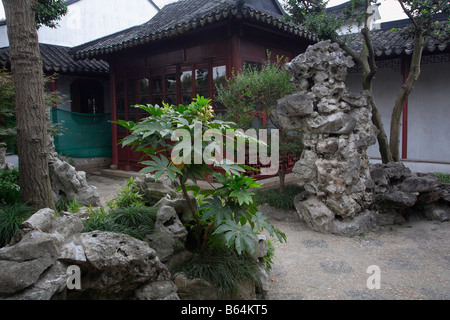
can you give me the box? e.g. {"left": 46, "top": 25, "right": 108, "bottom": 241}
{"left": 0, "top": 202, "right": 35, "bottom": 247}
{"left": 171, "top": 248, "right": 262, "bottom": 298}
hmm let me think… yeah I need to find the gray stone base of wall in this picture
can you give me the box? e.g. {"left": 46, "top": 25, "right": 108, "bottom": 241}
{"left": 370, "top": 159, "right": 450, "bottom": 175}
{"left": 71, "top": 157, "right": 112, "bottom": 173}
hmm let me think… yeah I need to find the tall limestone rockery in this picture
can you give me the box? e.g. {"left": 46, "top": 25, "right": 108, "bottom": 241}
{"left": 275, "top": 41, "right": 379, "bottom": 236}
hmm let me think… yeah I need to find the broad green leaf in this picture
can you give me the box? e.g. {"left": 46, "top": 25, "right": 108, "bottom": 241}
{"left": 212, "top": 221, "right": 235, "bottom": 235}
{"left": 230, "top": 189, "right": 254, "bottom": 206}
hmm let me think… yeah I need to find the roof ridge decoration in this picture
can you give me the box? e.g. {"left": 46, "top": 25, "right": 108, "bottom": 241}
{"left": 72, "top": 0, "right": 316, "bottom": 60}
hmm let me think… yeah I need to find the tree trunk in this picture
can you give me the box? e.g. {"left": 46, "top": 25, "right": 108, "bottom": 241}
{"left": 370, "top": 97, "right": 393, "bottom": 164}
{"left": 390, "top": 32, "right": 424, "bottom": 162}
{"left": 361, "top": 71, "right": 393, "bottom": 164}
{"left": 3, "top": 0, "right": 56, "bottom": 210}
{"left": 338, "top": 35, "right": 393, "bottom": 164}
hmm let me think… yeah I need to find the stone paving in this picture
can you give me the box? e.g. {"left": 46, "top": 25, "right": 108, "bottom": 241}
{"left": 87, "top": 173, "right": 128, "bottom": 206}
{"left": 87, "top": 173, "right": 450, "bottom": 300}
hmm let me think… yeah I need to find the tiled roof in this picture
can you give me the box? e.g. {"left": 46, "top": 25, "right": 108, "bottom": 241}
{"left": 0, "top": 43, "right": 109, "bottom": 74}
{"left": 71, "top": 0, "right": 316, "bottom": 59}
{"left": 345, "top": 15, "right": 449, "bottom": 57}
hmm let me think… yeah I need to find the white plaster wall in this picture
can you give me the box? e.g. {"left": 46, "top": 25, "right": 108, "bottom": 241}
{"left": 0, "top": 26, "right": 7, "bottom": 48}
{"left": 406, "top": 60, "right": 450, "bottom": 163}
{"left": 346, "top": 58, "right": 450, "bottom": 169}
{"left": 0, "top": 0, "right": 158, "bottom": 47}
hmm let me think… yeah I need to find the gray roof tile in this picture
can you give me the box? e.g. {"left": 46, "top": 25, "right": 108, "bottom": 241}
{"left": 0, "top": 43, "right": 109, "bottom": 74}
{"left": 345, "top": 16, "right": 449, "bottom": 57}
{"left": 71, "top": 0, "right": 314, "bottom": 59}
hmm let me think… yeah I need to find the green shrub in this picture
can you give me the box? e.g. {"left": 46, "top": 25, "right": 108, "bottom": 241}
{"left": 254, "top": 184, "right": 304, "bottom": 210}
{"left": 0, "top": 202, "right": 35, "bottom": 247}
{"left": 0, "top": 168, "right": 20, "bottom": 205}
{"left": 111, "top": 177, "right": 144, "bottom": 209}
{"left": 215, "top": 57, "right": 303, "bottom": 193}
{"left": 171, "top": 248, "right": 262, "bottom": 298}
{"left": 82, "top": 204, "right": 158, "bottom": 241}
{"left": 262, "top": 239, "right": 276, "bottom": 272}
{"left": 434, "top": 172, "right": 450, "bottom": 184}
{"left": 107, "top": 205, "right": 158, "bottom": 240}
{"left": 116, "top": 97, "right": 286, "bottom": 256}
{"left": 82, "top": 206, "right": 115, "bottom": 233}
{"left": 55, "top": 197, "right": 83, "bottom": 214}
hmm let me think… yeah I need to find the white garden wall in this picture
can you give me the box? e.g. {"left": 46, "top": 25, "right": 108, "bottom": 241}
{"left": 0, "top": 0, "right": 158, "bottom": 47}
{"left": 345, "top": 54, "right": 450, "bottom": 173}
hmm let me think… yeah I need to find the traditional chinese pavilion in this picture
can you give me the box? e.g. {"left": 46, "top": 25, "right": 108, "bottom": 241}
{"left": 71, "top": 0, "right": 316, "bottom": 171}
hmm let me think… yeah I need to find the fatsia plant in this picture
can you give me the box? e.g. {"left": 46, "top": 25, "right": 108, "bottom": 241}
{"left": 115, "top": 95, "right": 286, "bottom": 255}
{"left": 190, "top": 172, "right": 286, "bottom": 254}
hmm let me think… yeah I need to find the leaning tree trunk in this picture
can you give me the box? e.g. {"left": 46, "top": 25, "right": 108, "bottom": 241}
{"left": 338, "top": 30, "right": 393, "bottom": 164}
{"left": 361, "top": 62, "right": 393, "bottom": 164}
{"left": 3, "top": 0, "right": 56, "bottom": 210}
{"left": 370, "top": 97, "right": 393, "bottom": 163}
{"left": 390, "top": 32, "right": 424, "bottom": 162}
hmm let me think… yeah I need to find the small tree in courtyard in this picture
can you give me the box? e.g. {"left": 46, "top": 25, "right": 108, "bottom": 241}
{"left": 115, "top": 96, "right": 286, "bottom": 255}
{"left": 284, "top": 0, "right": 449, "bottom": 163}
{"left": 215, "top": 57, "right": 304, "bottom": 193}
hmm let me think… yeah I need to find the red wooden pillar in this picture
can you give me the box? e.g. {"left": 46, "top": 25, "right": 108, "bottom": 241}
{"left": 401, "top": 58, "right": 409, "bottom": 160}
{"left": 110, "top": 71, "right": 119, "bottom": 169}
{"left": 230, "top": 34, "right": 242, "bottom": 74}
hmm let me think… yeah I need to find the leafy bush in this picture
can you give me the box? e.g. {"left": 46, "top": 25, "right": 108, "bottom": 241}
{"left": 83, "top": 176, "right": 157, "bottom": 240}
{"left": 434, "top": 172, "right": 450, "bottom": 184}
{"left": 111, "top": 177, "right": 144, "bottom": 209}
{"left": 82, "top": 204, "right": 158, "bottom": 241}
{"left": 0, "top": 202, "right": 35, "bottom": 247}
{"left": 55, "top": 197, "right": 83, "bottom": 214}
{"left": 254, "top": 184, "right": 304, "bottom": 210}
{"left": 195, "top": 172, "right": 286, "bottom": 255}
{"left": 107, "top": 205, "right": 157, "bottom": 240}
{"left": 82, "top": 206, "right": 113, "bottom": 233}
{"left": 262, "top": 240, "right": 276, "bottom": 271}
{"left": 215, "top": 56, "right": 303, "bottom": 193}
{"left": 115, "top": 96, "right": 286, "bottom": 256}
{"left": 215, "top": 55, "right": 293, "bottom": 129}
{"left": 171, "top": 248, "right": 262, "bottom": 298}
{"left": 0, "top": 168, "right": 20, "bottom": 205}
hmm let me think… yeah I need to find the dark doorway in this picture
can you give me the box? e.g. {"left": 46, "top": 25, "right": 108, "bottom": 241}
{"left": 70, "top": 79, "right": 105, "bottom": 114}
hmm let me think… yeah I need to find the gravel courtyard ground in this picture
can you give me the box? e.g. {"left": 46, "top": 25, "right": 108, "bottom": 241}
{"left": 266, "top": 219, "right": 450, "bottom": 300}
{"left": 87, "top": 173, "right": 450, "bottom": 300}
